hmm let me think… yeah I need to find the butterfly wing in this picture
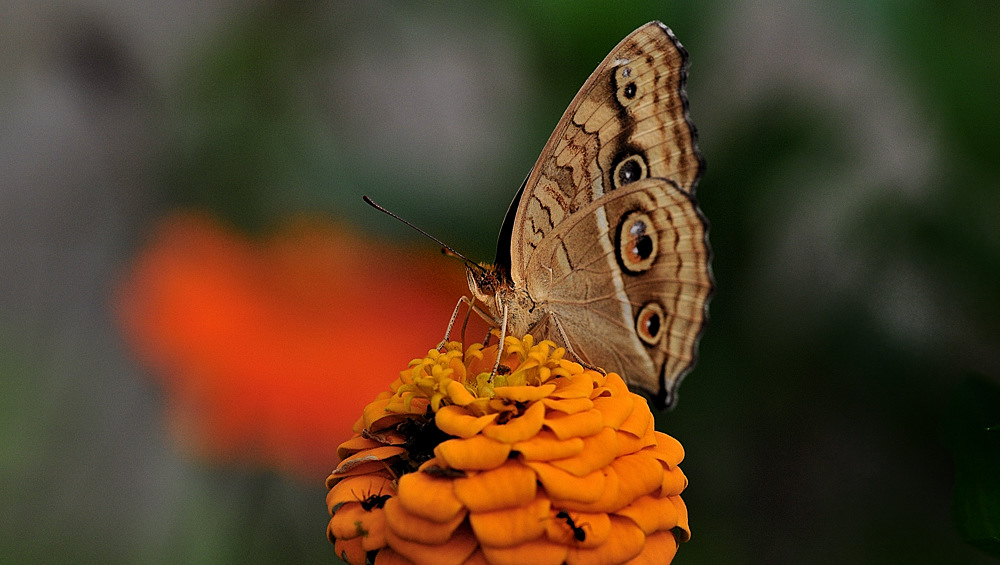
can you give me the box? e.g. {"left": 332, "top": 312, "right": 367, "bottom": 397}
{"left": 505, "top": 21, "right": 710, "bottom": 407}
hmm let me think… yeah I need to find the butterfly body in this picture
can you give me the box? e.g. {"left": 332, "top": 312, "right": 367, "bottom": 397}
{"left": 468, "top": 21, "right": 711, "bottom": 409}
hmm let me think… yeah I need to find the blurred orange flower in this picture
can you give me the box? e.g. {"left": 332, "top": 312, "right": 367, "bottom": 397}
{"left": 116, "top": 211, "right": 468, "bottom": 481}
{"left": 327, "top": 335, "right": 689, "bottom": 565}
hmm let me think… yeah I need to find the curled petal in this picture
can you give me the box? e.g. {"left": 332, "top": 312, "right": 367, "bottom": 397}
{"left": 617, "top": 395, "right": 652, "bottom": 438}
{"left": 446, "top": 380, "right": 477, "bottom": 406}
{"left": 383, "top": 497, "right": 467, "bottom": 545}
{"left": 544, "top": 409, "right": 604, "bottom": 440}
{"left": 361, "top": 509, "right": 389, "bottom": 551}
{"left": 334, "top": 535, "right": 367, "bottom": 564}
{"left": 396, "top": 472, "right": 464, "bottom": 523}
{"left": 669, "top": 496, "right": 690, "bottom": 542}
{"left": 549, "top": 466, "right": 620, "bottom": 513}
{"left": 512, "top": 430, "right": 584, "bottom": 461}
{"left": 453, "top": 460, "right": 537, "bottom": 512}
{"left": 549, "top": 427, "right": 619, "bottom": 477}
{"left": 540, "top": 396, "right": 594, "bottom": 414}
{"left": 592, "top": 395, "right": 634, "bottom": 429}
{"left": 565, "top": 515, "right": 645, "bottom": 565}
{"left": 609, "top": 453, "right": 664, "bottom": 506}
{"left": 613, "top": 495, "right": 678, "bottom": 535}
{"left": 545, "top": 510, "right": 610, "bottom": 547}
{"left": 329, "top": 502, "right": 373, "bottom": 540}
{"left": 493, "top": 384, "right": 557, "bottom": 402}
{"left": 435, "top": 405, "right": 498, "bottom": 438}
{"left": 338, "top": 446, "right": 406, "bottom": 469}
{"left": 525, "top": 461, "right": 605, "bottom": 504}
{"left": 385, "top": 522, "right": 479, "bottom": 565}
{"left": 468, "top": 493, "right": 550, "bottom": 547}
{"left": 623, "top": 530, "right": 678, "bottom": 565}
{"left": 337, "top": 435, "right": 382, "bottom": 461}
{"left": 482, "top": 400, "right": 545, "bottom": 443}
{"left": 327, "top": 474, "right": 395, "bottom": 511}
{"left": 647, "top": 432, "right": 685, "bottom": 468}
{"left": 549, "top": 373, "right": 594, "bottom": 399}
{"left": 435, "top": 435, "right": 511, "bottom": 470}
{"left": 479, "top": 536, "right": 568, "bottom": 565}
{"left": 661, "top": 465, "right": 688, "bottom": 496}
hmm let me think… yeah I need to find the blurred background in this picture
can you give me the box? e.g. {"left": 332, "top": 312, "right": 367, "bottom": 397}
{"left": 2, "top": 1, "right": 998, "bottom": 563}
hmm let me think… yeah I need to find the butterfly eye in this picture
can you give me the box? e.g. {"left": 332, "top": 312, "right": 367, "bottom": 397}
{"left": 613, "top": 154, "right": 647, "bottom": 188}
{"left": 616, "top": 210, "right": 658, "bottom": 274}
{"left": 635, "top": 302, "right": 665, "bottom": 345}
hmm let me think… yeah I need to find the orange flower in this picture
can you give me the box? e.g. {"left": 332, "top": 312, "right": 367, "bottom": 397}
{"left": 327, "top": 335, "right": 689, "bottom": 565}
{"left": 115, "top": 212, "right": 468, "bottom": 480}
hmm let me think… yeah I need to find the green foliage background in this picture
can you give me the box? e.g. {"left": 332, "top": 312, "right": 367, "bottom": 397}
{"left": 1, "top": 1, "right": 997, "bottom": 563}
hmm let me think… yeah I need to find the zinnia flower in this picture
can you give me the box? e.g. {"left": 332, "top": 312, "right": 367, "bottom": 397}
{"left": 326, "top": 335, "right": 689, "bottom": 565}
{"left": 116, "top": 211, "right": 468, "bottom": 480}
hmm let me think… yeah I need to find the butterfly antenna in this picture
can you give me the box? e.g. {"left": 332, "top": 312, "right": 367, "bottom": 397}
{"left": 362, "top": 195, "right": 486, "bottom": 275}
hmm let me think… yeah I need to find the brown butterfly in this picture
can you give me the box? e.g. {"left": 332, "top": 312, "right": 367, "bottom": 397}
{"left": 463, "top": 21, "right": 712, "bottom": 409}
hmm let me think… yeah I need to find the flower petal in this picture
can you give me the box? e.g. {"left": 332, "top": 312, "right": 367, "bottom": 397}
{"left": 623, "top": 530, "right": 679, "bottom": 565}
{"left": 540, "top": 396, "right": 594, "bottom": 414}
{"left": 548, "top": 373, "right": 594, "bottom": 399}
{"left": 453, "top": 460, "right": 537, "bottom": 512}
{"left": 468, "top": 493, "right": 550, "bottom": 547}
{"left": 383, "top": 497, "right": 467, "bottom": 545}
{"left": 512, "top": 430, "right": 584, "bottom": 461}
{"left": 545, "top": 510, "right": 611, "bottom": 547}
{"left": 479, "top": 536, "right": 569, "bottom": 565}
{"left": 435, "top": 435, "right": 511, "bottom": 470}
{"left": 544, "top": 409, "right": 604, "bottom": 440}
{"left": 333, "top": 535, "right": 367, "bottom": 564}
{"left": 524, "top": 461, "right": 605, "bottom": 504}
{"left": 613, "top": 494, "right": 678, "bottom": 535}
{"left": 385, "top": 522, "right": 479, "bottom": 565}
{"left": 592, "top": 395, "right": 635, "bottom": 430}
{"left": 482, "top": 400, "right": 545, "bottom": 443}
{"left": 493, "top": 384, "right": 557, "bottom": 402}
{"left": 617, "top": 394, "right": 652, "bottom": 438}
{"left": 565, "top": 515, "right": 645, "bottom": 565}
{"left": 326, "top": 474, "right": 395, "bottom": 511}
{"left": 435, "top": 405, "right": 498, "bottom": 438}
{"left": 548, "top": 427, "right": 618, "bottom": 477}
{"left": 396, "top": 471, "right": 464, "bottom": 523}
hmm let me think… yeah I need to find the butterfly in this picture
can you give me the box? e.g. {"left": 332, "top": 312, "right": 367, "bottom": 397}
{"left": 462, "top": 21, "right": 712, "bottom": 409}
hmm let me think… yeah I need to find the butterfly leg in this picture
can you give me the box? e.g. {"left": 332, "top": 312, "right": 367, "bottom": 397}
{"left": 490, "top": 301, "right": 509, "bottom": 379}
{"left": 549, "top": 312, "right": 607, "bottom": 375}
{"left": 439, "top": 296, "right": 498, "bottom": 350}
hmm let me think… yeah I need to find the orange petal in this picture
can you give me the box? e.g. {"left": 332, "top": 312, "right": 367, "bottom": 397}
{"left": 647, "top": 432, "right": 685, "bottom": 468}
{"left": 493, "top": 384, "right": 557, "bottom": 402}
{"left": 446, "top": 380, "right": 478, "bottom": 406}
{"left": 545, "top": 510, "right": 611, "bottom": 548}
{"left": 544, "top": 409, "right": 604, "bottom": 440}
{"left": 435, "top": 435, "right": 511, "bottom": 470}
{"left": 468, "top": 493, "right": 550, "bottom": 547}
{"left": 669, "top": 495, "right": 690, "bottom": 542}
{"left": 333, "top": 535, "right": 367, "bottom": 564}
{"left": 337, "top": 435, "right": 382, "bottom": 460}
{"left": 328, "top": 502, "right": 371, "bottom": 540}
{"left": 479, "top": 536, "right": 568, "bottom": 565}
{"left": 482, "top": 400, "right": 545, "bottom": 443}
{"left": 383, "top": 497, "right": 467, "bottom": 545}
{"left": 548, "top": 427, "right": 618, "bottom": 477}
{"left": 613, "top": 494, "right": 678, "bottom": 535}
{"left": 617, "top": 395, "right": 652, "bottom": 437}
{"left": 609, "top": 453, "right": 664, "bottom": 507}
{"left": 385, "top": 522, "right": 479, "bottom": 565}
{"left": 460, "top": 550, "right": 489, "bottom": 565}
{"left": 396, "top": 472, "right": 464, "bottom": 523}
{"left": 661, "top": 465, "right": 688, "bottom": 496}
{"left": 453, "top": 460, "right": 537, "bottom": 512}
{"left": 549, "top": 467, "right": 620, "bottom": 513}
{"left": 361, "top": 509, "right": 389, "bottom": 551}
{"left": 524, "top": 461, "right": 605, "bottom": 504}
{"left": 592, "top": 395, "right": 635, "bottom": 429}
{"left": 435, "top": 405, "right": 498, "bottom": 438}
{"left": 549, "top": 373, "right": 594, "bottom": 399}
{"left": 564, "top": 515, "right": 645, "bottom": 565}
{"left": 512, "top": 430, "right": 584, "bottom": 461}
{"left": 623, "top": 530, "right": 679, "bottom": 565}
{"left": 330, "top": 459, "right": 391, "bottom": 479}
{"left": 327, "top": 474, "right": 395, "bottom": 512}
{"left": 540, "top": 396, "right": 594, "bottom": 414}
